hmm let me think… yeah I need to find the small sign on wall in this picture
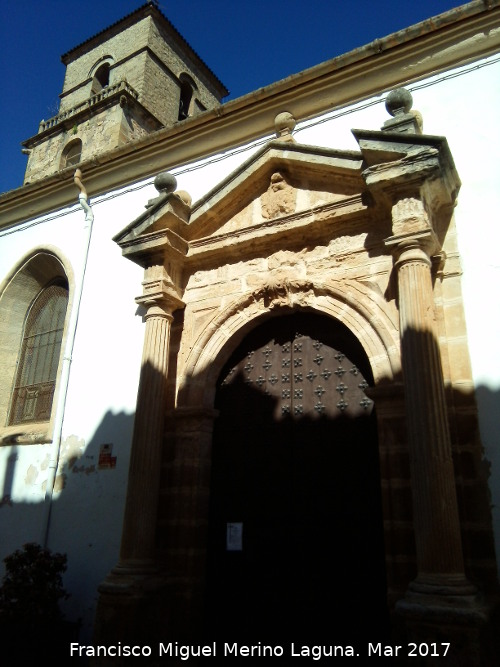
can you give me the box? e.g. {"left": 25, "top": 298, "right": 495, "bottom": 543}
{"left": 98, "top": 443, "right": 117, "bottom": 469}
{"left": 226, "top": 522, "right": 243, "bottom": 551}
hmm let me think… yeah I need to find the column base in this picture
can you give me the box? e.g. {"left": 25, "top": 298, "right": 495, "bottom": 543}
{"left": 92, "top": 564, "right": 205, "bottom": 665}
{"left": 92, "top": 561, "right": 168, "bottom": 659}
{"left": 395, "top": 578, "right": 497, "bottom": 666}
{"left": 408, "top": 573, "right": 478, "bottom": 599}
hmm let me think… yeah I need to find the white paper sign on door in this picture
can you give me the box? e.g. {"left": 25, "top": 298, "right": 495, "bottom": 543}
{"left": 226, "top": 522, "right": 243, "bottom": 551}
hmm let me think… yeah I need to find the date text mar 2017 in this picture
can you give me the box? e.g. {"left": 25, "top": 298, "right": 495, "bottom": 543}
{"left": 368, "top": 643, "right": 451, "bottom": 657}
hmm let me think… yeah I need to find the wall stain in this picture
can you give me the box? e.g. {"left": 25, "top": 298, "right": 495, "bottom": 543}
{"left": 0, "top": 494, "right": 12, "bottom": 508}
{"left": 25, "top": 464, "right": 38, "bottom": 486}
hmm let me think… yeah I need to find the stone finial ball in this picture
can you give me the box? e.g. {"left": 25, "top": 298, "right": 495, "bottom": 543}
{"left": 154, "top": 171, "right": 177, "bottom": 194}
{"left": 274, "top": 111, "right": 297, "bottom": 136}
{"left": 385, "top": 88, "right": 413, "bottom": 117}
{"left": 175, "top": 190, "right": 192, "bottom": 207}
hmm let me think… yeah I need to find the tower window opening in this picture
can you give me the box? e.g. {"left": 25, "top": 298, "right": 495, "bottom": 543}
{"left": 178, "top": 77, "right": 196, "bottom": 120}
{"left": 91, "top": 62, "right": 111, "bottom": 95}
{"left": 61, "top": 139, "right": 82, "bottom": 170}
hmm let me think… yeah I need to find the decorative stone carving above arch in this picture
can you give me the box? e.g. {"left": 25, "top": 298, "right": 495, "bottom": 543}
{"left": 260, "top": 171, "right": 296, "bottom": 219}
{"left": 177, "top": 277, "right": 401, "bottom": 410}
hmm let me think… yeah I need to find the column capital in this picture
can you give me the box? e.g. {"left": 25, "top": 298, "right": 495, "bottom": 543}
{"left": 353, "top": 123, "right": 460, "bottom": 250}
{"left": 135, "top": 289, "right": 184, "bottom": 317}
{"left": 135, "top": 267, "right": 185, "bottom": 315}
{"left": 384, "top": 195, "right": 443, "bottom": 259}
{"left": 384, "top": 229, "right": 435, "bottom": 267}
{"left": 391, "top": 197, "right": 430, "bottom": 236}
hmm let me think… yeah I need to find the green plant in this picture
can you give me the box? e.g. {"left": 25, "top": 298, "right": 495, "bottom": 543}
{"left": 0, "top": 542, "right": 69, "bottom": 625}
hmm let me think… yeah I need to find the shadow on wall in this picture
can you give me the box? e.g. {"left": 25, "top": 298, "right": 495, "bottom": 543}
{"left": 475, "top": 384, "right": 500, "bottom": 482}
{"left": 160, "top": 360, "right": 500, "bottom": 665}
{"left": 0, "top": 408, "right": 136, "bottom": 646}
{"left": 0, "top": 353, "right": 499, "bottom": 660}
{"left": 152, "top": 312, "right": 500, "bottom": 655}
{"left": 471, "top": 384, "right": 500, "bottom": 580}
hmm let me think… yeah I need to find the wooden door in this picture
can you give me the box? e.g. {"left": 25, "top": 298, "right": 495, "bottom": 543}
{"left": 205, "top": 313, "right": 388, "bottom": 644}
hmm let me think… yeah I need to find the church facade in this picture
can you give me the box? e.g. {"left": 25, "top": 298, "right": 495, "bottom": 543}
{"left": 0, "top": 1, "right": 499, "bottom": 661}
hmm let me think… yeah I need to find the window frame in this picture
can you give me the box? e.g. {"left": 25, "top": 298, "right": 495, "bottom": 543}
{"left": 0, "top": 251, "right": 72, "bottom": 444}
{"left": 8, "top": 280, "right": 69, "bottom": 426}
{"left": 60, "top": 139, "right": 82, "bottom": 170}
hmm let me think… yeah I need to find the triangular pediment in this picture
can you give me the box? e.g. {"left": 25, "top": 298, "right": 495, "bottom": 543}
{"left": 114, "top": 139, "right": 369, "bottom": 267}
{"left": 187, "top": 140, "right": 365, "bottom": 244}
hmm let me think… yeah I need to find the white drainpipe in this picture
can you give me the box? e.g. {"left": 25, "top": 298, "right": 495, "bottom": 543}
{"left": 40, "top": 169, "right": 94, "bottom": 547}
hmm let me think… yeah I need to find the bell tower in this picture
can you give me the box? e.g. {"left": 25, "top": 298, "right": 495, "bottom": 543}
{"left": 21, "top": 1, "right": 228, "bottom": 184}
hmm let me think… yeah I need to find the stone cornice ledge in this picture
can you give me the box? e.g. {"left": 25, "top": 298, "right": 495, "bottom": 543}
{"left": 1, "top": 1, "right": 499, "bottom": 228}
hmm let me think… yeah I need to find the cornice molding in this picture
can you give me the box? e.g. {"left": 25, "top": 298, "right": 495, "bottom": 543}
{"left": 1, "top": 2, "right": 499, "bottom": 229}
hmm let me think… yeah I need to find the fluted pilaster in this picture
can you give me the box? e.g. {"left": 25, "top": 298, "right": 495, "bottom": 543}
{"left": 395, "top": 240, "right": 469, "bottom": 586}
{"left": 119, "top": 300, "right": 173, "bottom": 567}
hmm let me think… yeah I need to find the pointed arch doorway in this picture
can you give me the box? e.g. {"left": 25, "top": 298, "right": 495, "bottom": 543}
{"left": 204, "top": 311, "right": 388, "bottom": 644}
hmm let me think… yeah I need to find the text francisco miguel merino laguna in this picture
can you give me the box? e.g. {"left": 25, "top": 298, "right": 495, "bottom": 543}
{"left": 70, "top": 641, "right": 429, "bottom": 659}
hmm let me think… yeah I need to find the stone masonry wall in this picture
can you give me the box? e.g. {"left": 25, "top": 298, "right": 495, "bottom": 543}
{"left": 24, "top": 12, "right": 225, "bottom": 184}
{"left": 24, "top": 103, "right": 156, "bottom": 184}
{"left": 59, "top": 18, "right": 151, "bottom": 112}
{"left": 141, "top": 53, "right": 181, "bottom": 127}
{"left": 148, "top": 19, "right": 223, "bottom": 112}
{"left": 59, "top": 15, "right": 221, "bottom": 125}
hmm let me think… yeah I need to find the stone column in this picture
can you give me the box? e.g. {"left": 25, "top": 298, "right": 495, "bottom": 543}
{"left": 356, "top": 91, "right": 490, "bottom": 660}
{"left": 387, "top": 205, "right": 485, "bottom": 664}
{"left": 393, "top": 235, "right": 472, "bottom": 592}
{"left": 93, "top": 268, "right": 184, "bottom": 647}
{"left": 118, "top": 295, "right": 174, "bottom": 568}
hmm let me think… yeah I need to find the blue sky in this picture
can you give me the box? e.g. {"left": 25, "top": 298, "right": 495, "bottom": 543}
{"left": 0, "top": 0, "right": 465, "bottom": 194}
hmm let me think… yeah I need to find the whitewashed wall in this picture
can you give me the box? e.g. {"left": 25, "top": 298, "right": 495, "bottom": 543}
{"left": 0, "top": 53, "right": 498, "bottom": 641}
{"left": 0, "top": 188, "right": 147, "bottom": 640}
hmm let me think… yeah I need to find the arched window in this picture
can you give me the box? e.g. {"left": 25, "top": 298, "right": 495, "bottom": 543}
{"left": 60, "top": 139, "right": 82, "bottom": 170}
{"left": 178, "top": 74, "right": 197, "bottom": 120}
{"left": 91, "top": 62, "right": 110, "bottom": 95}
{"left": 8, "top": 280, "right": 69, "bottom": 425}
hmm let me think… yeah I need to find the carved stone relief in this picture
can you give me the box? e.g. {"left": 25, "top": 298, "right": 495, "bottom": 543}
{"left": 392, "top": 197, "right": 430, "bottom": 236}
{"left": 260, "top": 171, "right": 296, "bottom": 219}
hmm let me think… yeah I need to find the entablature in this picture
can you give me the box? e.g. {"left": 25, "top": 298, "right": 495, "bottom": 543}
{"left": 114, "top": 95, "right": 461, "bottom": 296}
